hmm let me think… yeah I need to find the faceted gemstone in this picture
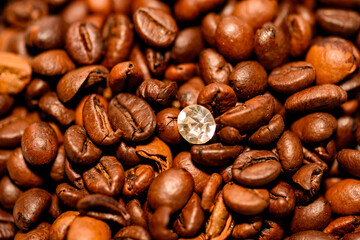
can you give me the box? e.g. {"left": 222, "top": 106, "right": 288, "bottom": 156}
{"left": 177, "top": 104, "right": 216, "bottom": 144}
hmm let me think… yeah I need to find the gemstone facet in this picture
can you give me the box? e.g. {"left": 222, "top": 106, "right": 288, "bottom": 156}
{"left": 177, "top": 104, "right": 216, "bottom": 144}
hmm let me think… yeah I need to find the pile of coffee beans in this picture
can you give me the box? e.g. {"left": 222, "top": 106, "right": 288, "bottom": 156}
{"left": 1, "top": 0, "right": 360, "bottom": 239}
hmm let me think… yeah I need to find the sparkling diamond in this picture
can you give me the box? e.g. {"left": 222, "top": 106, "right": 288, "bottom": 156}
{"left": 177, "top": 104, "right": 216, "bottom": 144}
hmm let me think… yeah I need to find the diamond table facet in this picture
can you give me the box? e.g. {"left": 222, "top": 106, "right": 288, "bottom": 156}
{"left": 177, "top": 104, "right": 216, "bottom": 144}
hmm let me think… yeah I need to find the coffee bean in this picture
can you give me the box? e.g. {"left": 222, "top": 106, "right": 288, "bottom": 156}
{"left": 268, "top": 61, "right": 316, "bottom": 95}
{"left": 56, "top": 183, "right": 89, "bottom": 208}
{"left": 232, "top": 0, "right": 277, "bottom": 29}
{"left": 83, "top": 156, "right": 125, "bottom": 196}
{"left": 108, "top": 61, "right": 143, "bottom": 94}
{"left": 114, "top": 225, "right": 151, "bottom": 240}
{"left": 66, "top": 22, "right": 103, "bottom": 65}
{"left": 232, "top": 150, "right": 281, "bottom": 187}
{"left": 230, "top": 61, "right": 268, "bottom": 100}
{"left": 50, "top": 145, "right": 66, "bottom": 183}
{"left": 0, "top": 94, "right": 14, "bottom": 117}
{"left": 102, "top": 14, "right": 134, "bottom": 69}
{"left": 336, "top": 116, "right": 357, "bottom": 150}
{"left": 337, "top": 149, "right": 360, "bottom": 178}
{"left": 32, "top": 50, "right": 75, "bottom": 77}
{"left": 83, "top": 94, "right": 122, "bottom": 145}
{"left": 268, "top": 181, "right": 296, "bottom": 218}
{"left": 292, "top": 163, "right": 323, "bottom": 197}
{"left": 191, "top": 143, "right": 243, "bottom": 167}
{"left": 285, "top": 84, "right": 347, "bottom": 113}
{"left": 64, "top": 125, "right": 102, "bottom": 165}
{"left": 174, "top": 0, "right": 225, "bottom": 22}
{"left": 0, "top": 52, "right": 32, "bottom": 95}
{"left": 14, "top": 222, "right": 50, "bottom": 240}
{"left": 147, "top": 168, "right": 194, "bottom": 213}
{"left": 0, "top": 175, "right": 23, "bottom": 210}
{"left": 201, "top": 173, "right": 222, "bottom": 212}
{"left": 249, "top": 114, "right": 285, "bottom": 146}
{"left": 149, "top": 205, "right": 178, "bottom": 240}
{"left": 25, "top": 79, "right": 50, "bottom": 110}
{"left": 289, "top": 230, "right": 336, "bottom": 240}
{"left": 217, "top": 95, "right": 275, "bottom": 133}
{"left": 13, "top": 188, "right": 51, "bottom": 230}
{"left": 171, "top": 27, "right": 204, "bottom": 63}
{"left": 122, "top": 164, "right": 154, "bottom": 199}
{"left": 223, "top": 182, "right": 269, "bottom": 215}
{"left": 276, "top": 130, "right": 303, "bottom": 174}
{"left": 136, "top": 79, "right": 177, "bottom": 106}
{"left": 286, "top": 14, "right": 312, "bottom": 57}
{"left": 133, "top": 7, "right": 178, "bottom": 48}
{"left": 201, "top": 13, "right": 221, "bottom": 48}
{"left": 323, "top": 215, "right": 360, "bottom": 238}
{"left": 215, "top": 16, "right": 254, "bottom": 62}
{"left": 66, "top": 216, "right": 112, "bottom": 240}
{"left": 25, "top": 15, "right": 66, "bottom": 50}
{"left": 291, "top": 112, "right": 337, "bottom": 143}
{"left": 306, "top": 37, "right": 357, "bottom": 84}
{"left": 177, "top": 77, "right": 205, "bottom": 108}
{"left": 156, "top": 108, "right": 182, "bottom": 144}
{"left": 39, "top": 92, "right": 75, "bottom": 126}
{"left": 115, "top": 141, "right": 142, "bottom": 166}
{"left": 108, "top": 93, "right": 156, "bottom": 142}
{"left": 0, "top": 208, "right": 16, "bottom": 240}
{"left": 164, "top": 63, "right": 197, "bottom": 84}
{"left": 199, "top": 48, "right": 232, "bottom": 85}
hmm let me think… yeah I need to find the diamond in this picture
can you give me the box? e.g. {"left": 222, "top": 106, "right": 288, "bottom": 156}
{"left": 177, "top": 104, "right": 216, "bottom": 144}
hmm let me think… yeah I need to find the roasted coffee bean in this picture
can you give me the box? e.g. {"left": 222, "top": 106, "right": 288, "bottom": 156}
{"left": 290, "top": 197, "right": 331, "bottom": 233}
{"left": 64, "top": 125, "right": 102, "bottom": 165}
{"left": 4, "top": 0, "right": 48, "bottom": 28}
{"left": 25, "top": 15, "right": 66, "bottom": 50}
{"left": 164, "top": 63, "right": 197, "bottom": 84}
{"left": 323, "top": 215, "right": 360, "bottom": 238}
{"left": 231, "top": 215, "right": 262, "bottom": 239}
{"left": 56, "top": 183, "right": 89, "bottom": 208}
{"left": 65, "top": 21, "right": 103, "bottom": 65}
{"left": 174, "top": 0, "right": 225, "bottom": 21}
{"left": 156, "top": 108, "right": 182, "bottom": 144}
{"left": 77, "top": 194, "right": 131, "bottom": 226}
{"left": 32, "top": 50, "right": 75, "bottom": 77}
{"left": 0, "top": 94, "right": 14, "bottom": 117}
{"left": 57, "top": 65, "right": 108, "bottom": 103}
{"left": 102, "top": 14, "right": 133, "bottom": 69}
{"left": 173, "top": 151, "right": 211, "bottom": 195}
{"left": 0, "top": 111, "right": 40, "bottom": 148}
{"left": 306, "top": 37, "right": 357, "bottom": 85}
{"left": 0, "top": 150, "right": 12, "bottom": 178}
{"left": 201, "top": 13, "right": 221, "bottom": 48}
{"left": 14, "top": 222, "right": 50, "bottom": 240}
{"left": 223, "top": 182, "right": 269, "bottom": 215}
{"left": 218, "top": 126, "right": 246, "bottom": 145}
{"left": 122, "top": 164, "right": 154, "bottom": 199}
{"left": 0, "top": 52, "right": 32, "bottom": 95}
{"left": 201, "top": 173, "right": 222, "bottom": 212}
{"left": 48, "top": 193, "right": 65, "bottom": 219}
{"left": 7, "top": 148, "right": 44, "bottom": 188}
{"left": 197, "top": 83, "right": 237, "bottom": 116}
{"left": 232, "top": 0, "right": 277, "bottom": 30}
{"left": 83, "top": 156, "right": 125, "bottom": 196}
{"left": 254, "top": 22, "right": 289, "bottom": 70}
{"left": 21, "top": 122, "right": 58, "bottom": 166}
{"left": 191, "top": 143, "right": 243, "bottom": 167}
{"left": 289, "top": 230, "right": 336, "bottom": 240}
{"left": 83, "top": 94, "right": 122, "bottom": 145}
{"left": 177, "top": 77, "right": 205, "bottom": 108}
{"left": 131, "top": 0, "right": 172, "bottom": 15}
{"left": 108, "top": 61, "right": 143, "bottom": 94}
{"left": 108, "top": 93, "right": 156, "bottom": 142}
{"left": 64, "top": 158, "right": 85, "bottom": 189}
{"left": 276, "top": 130, "right": 303, "bottom": 174}
{"left": 50, "top": 145, "right": 66, "bottom": 183}
{"left": 129, "top": 43, "right": 152, "bottom": 80}
{"left": 0, "top": 175, "right": 23, "bottom": 210}
{"left": 337, "top": 149, "right": 360, "bottom": 177}
{"left": 25, "top": 79, "right": 50, "bottom": 110}
{"left": 268, "top": 61, "right": 316, "bottom": 95}
{"left": 217, "top": 95, "right": 275, "bottom": 133}
{"left": 13, "top": 188, "right": 51, "bottom": 230}
{"left": 215, "top": 16, "right": 254, "bottom": 62}
{"left": 0, "top": 208, "right": 16, "bottom": 240}
{"left": 49, "top": 211, "right": 80, "bottom": 240}
{"left": 229, "top": 61, "right": 268, "bottom": 100}
{"left": 199, "top": 48, "right": 232, "bottom": 85}
{"left": 125, "top": 199, "right": 147, "bottom": 229}
{"left": 325, "top": 179, "right": 360, "bottom": 215}
{"left": 285, "top": 84, "right": 347, "bottom": 113}
{"left": 75, "top": 94, "right": 108, "bottom": 126}
{"left": 268, "top": 181, "right": 296, "bottom": 218}
{"left": 249, "top": 114, "right": 285, "bottom": 146}
{"left": 147, "top": 168, "right": 194, "bottom": 213}
{"left": 171, "top": 27, "right": 204, "bottom": 63}
{"left": 173, "top": 193, "right": 204, "bottom": 237}
{"left": 115, "top": 141, "right": 142, "bottom": 166}
{"left": 232, "top": 150, "right": 281, "bottom": 187}
{"left": 39, "top": 92, "right": 75, "bottom": 126}
{"left": 136, "top": 79, "right": 177, "bottom": 106}
{"left": 291, "top": 112, "right": 337, "bottom": 143}
{"left": 66, "top": 216, "right": 112, "bottom": 240}
{"left": 145, "top": 48, "right": 171, "bottom": 77}
{"left": 114, "top": 225, "right": 151, "bottom": 240}
{"left": 292, "top": 163, "right": 324, "bottom": 196}
{"left": 286, "top": 14, "right": 312, "bottom": 57}
{"left": 149, "top": 205, "right": 178, "bottom": 240}
{"left": 258, "top": 219, "right": 285, "bottom": 240}
{"left": 316, "top": 8, "right": 360, "bottom": 37}
{"left": 133, "top": 7, "right": 178, "bottom": 48}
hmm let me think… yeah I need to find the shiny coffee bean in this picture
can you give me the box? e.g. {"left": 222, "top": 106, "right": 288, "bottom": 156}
{"left": 25, "top": 79, "right": 50, "bottom": 110}
{"left": 0, "top": 175, "right": 23, "bottom": 210}
{"left": 286, "top": 14, "right": 312, "bottom": 57}
{"left": 136, "top": 79, "right": 177, "bottom": 106}
{"left": 145, "top": 48, "right": 171, "bottom": 77}
{"left": 133, "top": 7, "right": 178, "bottom": 48}
{"left": 56, "top": 183, "right": 89, "bottom": 208}
{"left": 156, "top": 108, "right": 182, "bottom": 144}
{"left": 171, "top": 27, "right": 204, "bottom": 63}
{"left": 337, "top": 149, "right": 360, "bottom": 177}
{"left": 288, "top": 230, "right": 336, "bottom": 240}
{"left": 177, "top": 77, "right": 205, "bottom": 108}
{"left": 108, "top": 93, "right": 156, "bottom": 142}
{"left": 268, "top": 181, "right": 296, "bottom": 218}
{"left": 277, "top": 130, "right": 303, "bottom": 174}
{"left": 122, "top": 164, "right": 155, "bottom": 199}
{"left": 232, "top": 150, "right": 281, "bottom": 187}
{"left": 108, "top": 61, "right": 143, "bottom": 94}
{"left": 249, "top": 114, "right": 285, "bottom": 146}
